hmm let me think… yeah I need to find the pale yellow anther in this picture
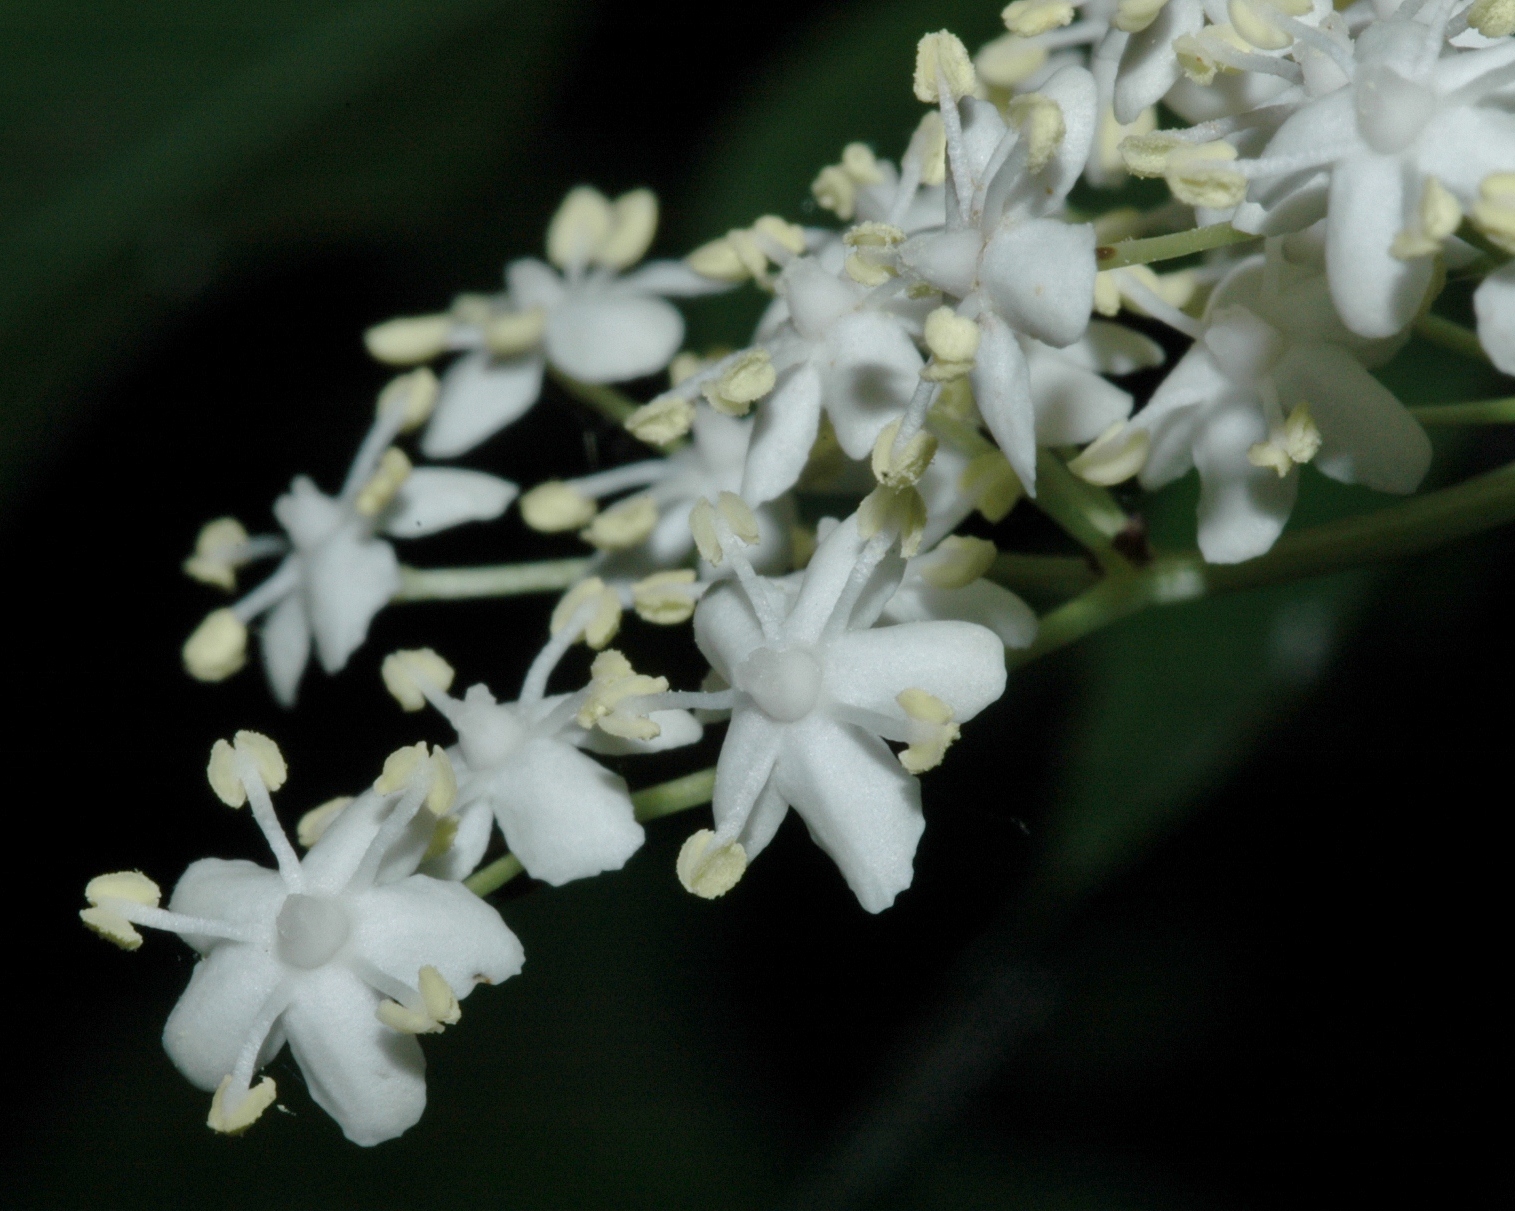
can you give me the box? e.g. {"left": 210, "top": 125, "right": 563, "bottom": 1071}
{"left": 551, "top": 577, "right": 622, "bottom": 649}
{"left": 1094, "top": 271, "right": 1123, "bottom": 317}
{"left": 1248, "top": 402, "right": 1322, "bottom": 476}
{"left": 1393, "top": 176, "right": 1463, "bottom": 260}
{"left": 1068, "top": 422, "right": 1151, "bottom": 485}
{"left": 1469, "top": 0, "right": 1515, "bottom": 37}
{"left": 382, "top": 648, "right": 456, "bottom": 712}
{"left": 547, "top": 186, "right": 614, "bottom": 269}
{"left": 1114, "top": 0, "right": 1170, "bottom": 31}
{"left": 374, "top": 742, "right": 426, "bottom": 795}
{"left": 632, "top": 569, "right": 700, "bottom": 625}
{"left": 353, "top": 447, "right": 413, "bottom": 517}
{"left": 183, "top": 517, "right": 248, "bottom": 590}
{"left": 419, "top": 965, "right": 461, "bottom": 1026}
{"left": 427, "top": 750, "right": 457, "bottom": 817}
{"left": 374, "top": 742, "right": 453, "bottom": 814}
{"left": 377, "top": 999, "right": 442, "bottom": 1034}
{"left": 1230, "top": 0, "right": 1292, "bottom": 49}
{"left": 86, "top": 870, "right": 162, "bottom": 909}
{"left": 365, "top": 314, "right": 452, "bottom": 366}
{"left": 702, "top": 349, "right": 776, "bottom": 416}
{"left": 845, "top": 254, "right": 896, "bottom": 287}
{"left": 669, "top": 352, "right": 709, "bottom": 386}
{"left": 959, "top": 449, "right": 1023, "bottom": 522}
{"left": 376, "top": 366, "right": 441, "bottom": 433}
{"left": 813, "top": 165, "right": 858, "bottom": 220}
{"left": 844, "top": 221, "right": 907, "bottom": 248}
{"left": 80, "top": 907, "right": 144, "bottom": 951}
{"left": 897, "top": 687, "right": 961, "bottom": 774}
{"left": 915, "top": 112, "right": 949, "bottom": 187}
{"left": 1174, "top": 25, "right": 1252, "bottom": 85}
{"left": 208, "top": 1076, "right": 277, "bottom": 1136}
{"left": 689, "top": 498, "right": 723, "bottom": 565}
{"left": 520, "top": 480, "right": 599, "bottom": 532}
{"left": 842, "top": 143, "right": 885, "bottom": 185}
{"left": 1165, "top": 141, "right": 1247, "bottom": 209}
{"left": 483, "top": 307, "right": 548, "bottom": 358}
{"left": 626, "top": 394, "right": 696, "bottom": 445}
{"left": 718, "top": 490, "right": 761, "bottom": 545}
{"left": 598, "top": 189, "right": 659, "bottom": 270}
{"left": 297, "top": 796, "right": 353, "bottom": 848}
{"left": 1007, "top": 93, "right": 1067, "bottom": 174}
{"left": 858, "top": 484, "right": 928, "bottom": 556}
{"left": 450, "top": 292, "right": 494, "bottom": 328}
{"left": 975, "top": 34, "right": 1049, "bottom": 90}
{"left": 843, "top": 222, "right": 904, "bottom": 285}
{"left": 686, "top": 236, "right": 751, "bottom": 283}
{"left": 924, "top": 307, "right": 981, "bottom": 363}
{"left": 871, "top": 419, "right": 939, "bottom": 488}
{"left": 1118, "top": 131, "right": 1187, "bottom": 178}
{"left": 1093, "top": 207, "right": 1147, "bottom": 244}
{"left": 576, "top": 648, "right": 668, "bottom": 740}
{"left": 580, "top": 494, "right": 659, "bottom": 551}
{"left": 1002, "top": 0, "right": 1076, "bottom": 35}
{"left": 239, "top": 733, "right": 289, "bottom": 793}
{"left": 1106, "top": 264, "right": 1198, "bottom": 317}
{"left": 676, "top": 830, "right": 748, "bottom": 899}
{"left": 184, "top": 609, "right": 247, "bottom": 682}
{"left": 1472, "top": 173, "right": 1515, "bottom": 254}
{"left": 931, "top": 377, "right": 980, "bottom": 425}
{"left": 914, "top": 31, "right": 978, "bottom": 103}
{"left": 1095, "top": 106, "right": 1157, "bottom": 179}
{"left": 918, "top": 535, "right": 998, "bottom": 590}
{"left": 421, "top": 813, "right": 459, "bottom": 863}
{"left": 207, "top": 740, "right": 245, "bottom": 807}
{"left": 753, "top": 215, "right": 808, "bottom": 256}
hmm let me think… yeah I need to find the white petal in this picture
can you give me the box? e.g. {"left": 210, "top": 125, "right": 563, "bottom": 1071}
{"left": 1326, "top": 152, "right": 1432, "bottom": 339}
{"left": 712, "top": 707, "right": 785, "bottom": 837}
{"left": 545, "top": 293, "right": 683, "bottom": 383}
{"left": 1080, "top": 321, "right": 1165, "bottom": 375}
{"left": 505, "top": 258, "right": 566, "bottom": 310}
{"left": 743, "top": 362, "right": 823, "bottom": 505}
{"left": 885, "top": 579, "right": 1038, "bottom": 649}
{"left": 303, "top": 532, "right": 400, "bottom": 674}
{"left": 419, "top": 800, "right": 495, "bottom": 882}
{"left": 899, "top": 228, "right": 984, "bottom": 299}
{"left": 774, "top": 715, "right": 924, "bottom": 914}
{"left": 169, "top": 858, "right": 286, "bottom": 951}
{"left": 1131, "top": 346, "right": 1230, "bottom": 489}
{"left": 820, "top": 311, "right": 925, "bottom": 459}
{"left": 423, "top": 350, "right": 545, "bottom": 459}
{"left": 487, "top": 739, "right": 643, "bottom": 885}
{"left": 738, "top": 780, "right": 790, "bottom": 860}
{"left": 1475, "top": 262, "right": 1515, "bottom": 375}
{"left": 382, "top": 468, "right": 517, "bottom": 538}
{"left": 619, "top": 259, "right": 736, "bottom": 297}
{"left": 1414, "top": 107, "right": 1515, "bottom": 200}
{"left": 349, "top": 874, "right": 523, "bottom": 993}
{"left": 1028, "top": 342, "right": 1135, "bottom": 445}
{"left": 995, "top": 65, "right": 1096, "bottom": 220}
{"left": 1193, "top": 400, "right": 1299, "bottom": 563}
{"left": 1113, "top": 0, "right": 1204, "bottom": 123}
{"left": 582, "top": 709, "right": 704, "bottom": 755}
{"left": 1272, "top": 344, "right": 1430, "bottom": 492}
{"left": 824, "top": 620, "right": 1008, "bottom": 722}
{"left": 162, "top": 942, "right": 285, "bottom": 1092}
{"left": 981, "top": 218, "right": 1096, "bottom": 348}
{"left": 259, "top": 587, "right": 311, "bottom": 708}
{"left": 693, "top": 581, "right": 768, "bottom": 682}
{"left": 972, "top": 313, "right": 1038, "bottom": 492}
{"left": 282, "top": 964, "right": 426, "bottom": 1146}
{"left": 782, "top": 512, "right": 869, "bottom": 644}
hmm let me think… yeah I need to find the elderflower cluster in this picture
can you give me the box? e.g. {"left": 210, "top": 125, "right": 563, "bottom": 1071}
{"left": 87, "top": 0, "right": 1515, "bottom": 1144}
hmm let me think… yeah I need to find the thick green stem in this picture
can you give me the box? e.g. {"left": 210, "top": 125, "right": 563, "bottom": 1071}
{"left": 1454, "top": 218, "right": 1510, "bottom": 264}
{"left": 1095, "top": 223, "right": 1258, "bottom": 271}
{"left": 1033, "top": 450, "right": 1132, "bottom": 572}
{"left": 1006, "top": 458, "right": 1515, "bottom": 665}
{"left": 991, "top": 552, "right": 1100, "bottom": 598}
{"left": 465, "top": 769, "right": 716, "bottom": 899}
{"left": 1414, "top": 314, "right": 1489, "bottom": 363}
{"left": 548, "top": 367, "right": 638, "bottom": 424}
{"left": 1411, "top": 397, "right": 1515, "bottom": 424}
{"left": 394, "top": 559, "right": 593, "bottom": 602}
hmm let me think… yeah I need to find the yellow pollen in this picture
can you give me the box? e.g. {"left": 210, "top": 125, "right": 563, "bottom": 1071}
{"left": 871, "top": 419, "right": 939, "bottom": 488}
{"left": 580, "top": 494, "right": 659, "bottom": 551}
{"left": 676, "top": 830, "right": 748, "bottom": 899}
{"left": 914, "top": 31, "right": 978, "bottom": 103}
{"left": 183, "top": 609, "right": 247, "bottom": 682}
{"left": 858, "top": 484, "right": 928, "bottom": 556}
{"left": 1470, "top": 0, "right": 1515, "bottom": 37}
{"left": 959, "top": 449, "right": 1023, "bottom": 522}
{"left": 918, "top": 535, "right": 998, "bottom": 590}
{"left": 382, "top": 648, "right": 457, "bottom": 712}
{"left": 1067, "top": 422, "right": 1151, "bottom": 485}
{"left": 897, "top": 687, "right": 960, "bottom": 773}
{"left": 702, "top": 349, "right": 776, "bottom": 416}
{"left": 364, "top": 314, "right": 452, "bottom": 366}
{"left": 1229, "top": 0, "right": 1292, "bottom": 50}
{"left": 183, "top": 517, "right": 248, "bottom": 590}
{"left": 631, "top": 569, "right": 700, "bottom": 625}
{"left": 297, "top": 796, "right": 353, "bottom": 848}
{"left": 1114, "top": 0, "right": 1170, "bottom": 31}
{"left": 1002, "top": 0, "right": 1075, "bottom": 35}
{"left": 520, "top": 480, "right": 598, "bottom": 532}
{"left": 208, "top": 1076, "right": 277, "bottom": 1136}
{"left": 1006, "top": 93, "right": 1067, "bottom": 173}
{"left": 207, "top": 730, "right": 287, "bottom": 807}
{"left": 576, "top": 648, "right": 669, "bottom": 740}
{"left": 1472, "top": 173, "right": 1515, "bottom": 254}
{"left": 376, "top": 366, "right": 441, "bottom": 433}
{"left": 598, "top": 189, "right": 659, "bottom": 270}
{"left": 915, "top": 112, "right": 948, "bottom": 186}
{"left": 626, "top": 394, "right": 696, "bottom": 445}
{"left": 975, "top": 34, "right": 1049, "bottom": 90}
{"left": 353, "top": 447, "right": 412, "bottom": 517}
{"left": 551, "top": 577, "right": 622, "bottom": 649}
{"left": 547, "top": 186, "right": 613, "bottom": 268}
{"left": 1247, "top": 402, "right": 1322, "bottom": 476}
{"left": 483, "top": 307, "right": 547, "bottom": 358}
{"left": 1164, "top": 140, "right": 1247, "bottom": 209}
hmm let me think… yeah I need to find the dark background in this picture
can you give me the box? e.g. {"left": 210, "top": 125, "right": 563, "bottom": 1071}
{"left": 1, "top": 2, "right": 1509, "bottom": 1207}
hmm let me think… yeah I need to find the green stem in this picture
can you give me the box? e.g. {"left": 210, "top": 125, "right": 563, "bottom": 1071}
{"left": 1414, "top": 314, "right": 1489, "bottom": 363}
{"left": 1410, "top": 397, "right": 1515, "bottom": 424}
{"left": 990, "top": 552, "right": 1100, "bottom": 598}
{"left": 548, "top": 367, "right": 639, "bottom": 424}
{"left": 1095, "top": 223, "right": 1258, "bottom": 271}
{"left": 1454, "top": 218, "right": 1510, "bottom": 264}
{"left": 394, "top": 559, "right": 593, "bottom": 602}
{"left": 1008, "top": 457, "right": 1515, "bottom": 665}
{"left": 1033, "top": 450, "right": 1132, "bottom": 572}
{"left": 465, "top": 768, "right": 716, "bottom": 898}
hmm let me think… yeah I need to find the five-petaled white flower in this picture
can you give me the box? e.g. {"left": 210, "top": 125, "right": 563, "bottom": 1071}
{"left": 80, "top": 732, "right": 522, "bottom": 1145}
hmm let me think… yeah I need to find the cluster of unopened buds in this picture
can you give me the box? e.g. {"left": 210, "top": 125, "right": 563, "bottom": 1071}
{"left": 90, "top": 0, "right": 1515, "bottom": 1144}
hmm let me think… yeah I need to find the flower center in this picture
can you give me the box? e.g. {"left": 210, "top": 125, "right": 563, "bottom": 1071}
{"left": 276, "top": 894, "right": 350, "bottom": 969}
{"left": 458, "top": 701, "right": 527, "bottom": 769}
{"left": 737, "top": 646, "right": 823, "bottom": 722}
{"left": 1354, "top": 66, "right": 1437, "bottom": 155}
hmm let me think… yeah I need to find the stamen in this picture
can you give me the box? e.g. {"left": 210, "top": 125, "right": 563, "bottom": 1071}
{"left": 823, "top": 527, "right": 899, "bottom": 640}
{"left": 381, "top": 648, "right": 457, "bottom": 712}
{"left": 346, "top": 770, "right": 433, "bottom": 893}
{"left": 183, "top": 609, "right": 248, "bottom": 682}
{"left": 296, "top": 796, "right": 354, "bottom": 848}
{"left": 676, "top": 830, "right": 748, "bottom": 899}
{"left": 239, "top": 753, "right": 305, "bottom": 892}
{"left": 212, "top": 983, "right": 292, "bottom": 1134}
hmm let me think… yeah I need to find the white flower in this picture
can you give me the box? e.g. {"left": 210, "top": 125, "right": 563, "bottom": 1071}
{"left": 183, "top": 383, "right": 517, "bottom": 705}
{"left": 690, "top": 508, "right": 1007, "bottom": 912}
{"left": 81, "top": 733, "right": 522, "bottom": 1146}
{"left": 1127, "top": 239, "right": 1430, "bottom": 562}
{"left": 1233, "top": 6, "right": 1515, "bottom": 336}
{"left": 880, "top": 534, "right": 1039, "bottom": 649}
{"left": 367, "top": 187, "right": 726, "bottom": 458}
{"left": 896, "top": 65, "right": 1101, "bottom": 493}
{"left": 380, "top": 604, "right": 702, "bottom": 887}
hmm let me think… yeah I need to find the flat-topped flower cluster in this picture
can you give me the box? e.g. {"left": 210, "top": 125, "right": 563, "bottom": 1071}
{"left": 90, "top": 0, "right": 1515, "bottom": 1145}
